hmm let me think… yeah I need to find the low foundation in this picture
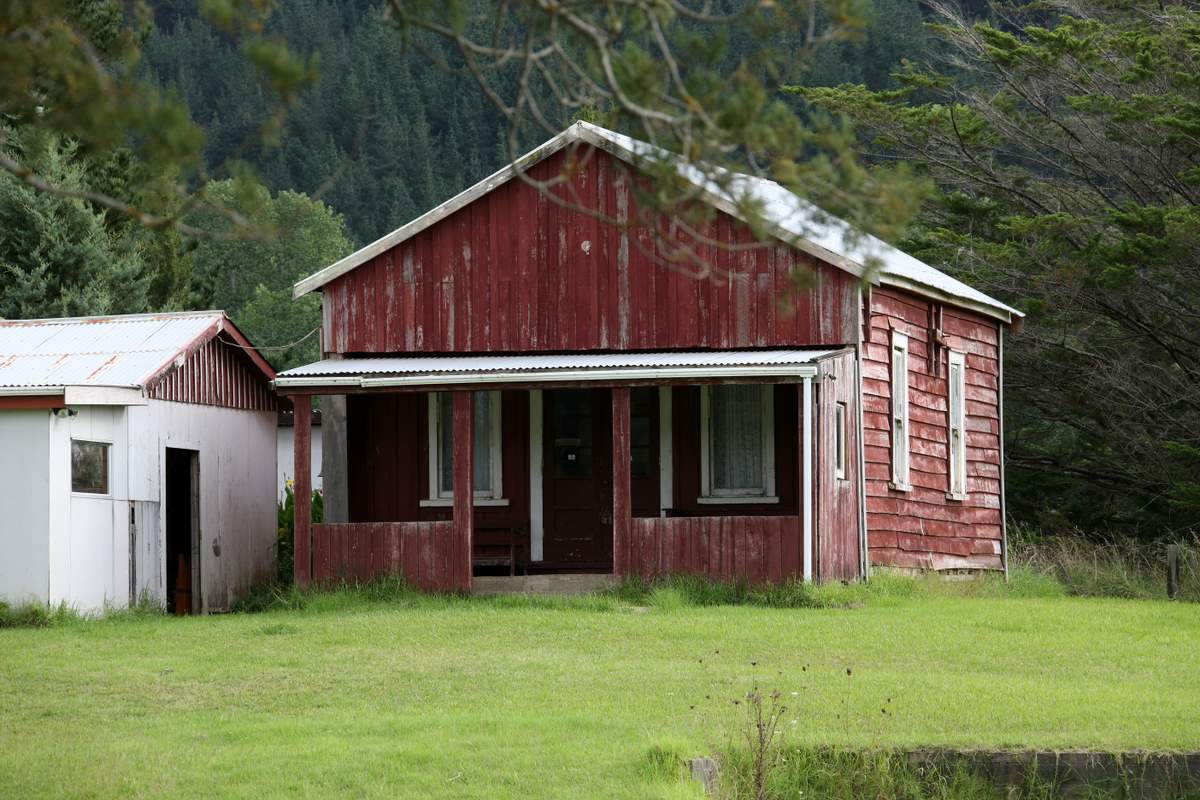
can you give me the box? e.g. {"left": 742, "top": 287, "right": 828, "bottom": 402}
{"left": 472, "top": 573, "right": 616, "bottom": 596}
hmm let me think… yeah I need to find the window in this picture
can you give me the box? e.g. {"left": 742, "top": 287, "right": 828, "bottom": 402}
{"left": 835, "top": 401, "right": 848, "bottom": 481}
{"left": 891, "top": 330, "right": 911, "bottom": 490}
{"left": 71, "top": 440, "right": 109, "bottom": 495}
{"left": 947, "top": 350, "right": 967, "bottom": 500}
{"left": 699, "top": 384, "right": 777, "bottom": 503}
{"left": 424, "top": 391, "right": 505, "bottom": 505}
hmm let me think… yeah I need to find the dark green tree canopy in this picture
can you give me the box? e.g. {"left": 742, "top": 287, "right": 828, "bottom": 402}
{"left": 802, "top": 0, "right": 1200, "bottom": 535}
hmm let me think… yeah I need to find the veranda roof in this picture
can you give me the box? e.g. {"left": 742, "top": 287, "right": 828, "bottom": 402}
{"left": 274, "top": 349, "right": 844, "bottom": 392}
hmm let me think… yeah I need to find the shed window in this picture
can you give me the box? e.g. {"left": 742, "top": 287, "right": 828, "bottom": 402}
{"left": 947, "top": 351, "right": 967, "bottom": 499}
{"left": 835, "top": 401, "right": 848, "bottom": 481}
{"left": 426, "top": 391, "right": 504, "bottom": 504}
{"left": 891, "top": 330, "right": 911, "bottom": 490}
{"left": 699, "top": 384, "right": 777, "bottom": 503}
{"left": 71, "top": 440, "right": 109, "bottom": 495}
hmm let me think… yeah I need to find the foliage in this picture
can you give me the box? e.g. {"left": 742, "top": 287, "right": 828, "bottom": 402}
{"left": 274, "top": 483, "right": 324, "bottom": 587}
{"left": 719, "top": 748, "right": 1045, "bottom": 800}
{"left": 186, "top": 180, "right": 352, "bottom": 367}
{"left": 142, "top": 1, "right": 936, "bottom": 248}
{"left": 1010, "top": 527, "right": 1200, "bottom": 603}
{"left": 0, "top": 129, "right": 154, "bottom": 318}
{"left": 0, "top": 0, "right": 314, "bottom": 237}
{"left": 798, "top": 1, "right": 1200, "bottom": 536}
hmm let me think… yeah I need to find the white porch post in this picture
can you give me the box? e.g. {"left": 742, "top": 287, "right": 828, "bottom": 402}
{"left": 802, "top": 375, "right": 814, "bottom": 582}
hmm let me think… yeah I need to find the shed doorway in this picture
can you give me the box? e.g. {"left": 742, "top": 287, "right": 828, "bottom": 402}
{"left": 165, "top": 448, "right": 200, "bottom": 615}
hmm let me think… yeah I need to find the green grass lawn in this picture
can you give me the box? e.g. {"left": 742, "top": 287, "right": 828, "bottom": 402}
{"left": 1, "top": 582, "right": 1197, "bottom": 799}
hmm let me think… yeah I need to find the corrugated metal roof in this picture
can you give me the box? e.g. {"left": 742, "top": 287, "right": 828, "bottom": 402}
{"left": 293, "top": 121, "right": 1022, "bottom": 323}
{"left": 0, "top": 311, "right": 225, "bottom": 390}
{"left": 276, "top": 349, "right": 841, "bottom": 389}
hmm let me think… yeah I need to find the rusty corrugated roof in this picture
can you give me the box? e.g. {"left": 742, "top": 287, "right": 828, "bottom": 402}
{"left": 0, "top": 311, "right": 225, "bottom": 390}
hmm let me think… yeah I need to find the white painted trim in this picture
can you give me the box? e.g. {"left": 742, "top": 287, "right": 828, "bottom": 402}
{"left": 802, "top": 376, "right": 814, "bottom": 582}
{"left": 699, "top": 384, "right": 775, "bottom": 501}
{"left": 890, "top": 330, "right": 911, "bottom": 491}
{"left": 947, "top": 350, "right": 967, "bottom": 501}
{"left": 64, "top": 386, "right": 146, "bottom": 406}
{"left": 0, "top": 386, "right": 64, "bottom": 396}
{"left": 428, "top": 391, "right": 504, "bottom": 501}
{"left": 697, "top": 496, "right": 779, "bottom": 505}
{"left": 854, "top": 289, "right": 870, "bottom": 579}
{"left": 658, "top": 386, "right": 673, "bottom": 516}
{"left": 419, "top": 497, "right": 510, "bottom": 508}
{"left": 529, "top": 390, "right": 544, "bottom": 562}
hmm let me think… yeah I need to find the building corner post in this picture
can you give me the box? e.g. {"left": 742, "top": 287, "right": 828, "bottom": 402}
{"left": 452, "top": 391, "right": 475, "bottom": 592}
{"left": 293, "top": 398, "right": 312, "bottom": 588}
{"left": 802, "top": 375, "right": 814, "bottom": 582}
{"left": 611, "top": 386, "right": 631, "bottom": 579}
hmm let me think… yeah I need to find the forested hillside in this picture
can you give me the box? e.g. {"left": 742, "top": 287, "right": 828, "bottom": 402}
{"left": 142, "top": 0, "right": 934, "bottom": 246}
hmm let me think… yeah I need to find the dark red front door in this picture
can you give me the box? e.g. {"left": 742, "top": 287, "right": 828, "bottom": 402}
{"left": 543, "top": 388, "right": 613, "bottom": 567}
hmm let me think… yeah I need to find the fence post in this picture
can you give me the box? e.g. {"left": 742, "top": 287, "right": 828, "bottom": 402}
{"left": 1167, "top": 544, "right": 1180, "bottom": 601}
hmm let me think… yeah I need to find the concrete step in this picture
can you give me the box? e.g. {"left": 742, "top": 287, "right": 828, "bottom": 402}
{"left": 472, "top": 573, "right": 615, "bottom": 596}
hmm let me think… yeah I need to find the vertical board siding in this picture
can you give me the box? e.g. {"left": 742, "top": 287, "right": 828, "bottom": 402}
{"left": 628, "top": 516, "right": 801, "bottom": 583}
{"left": 312, "top": 522, "right": 458, "bottom": 591}
{"left": 322, "top": 147, "right": 858, "bottom": 354}
{"left": 863, "top": 287, "right": 1004, "bottom": 570}
{"left": 817, "top": 351, "right": 863, "bottom": 581}
{"left": 148, "top": 334, "right": 275, "bottom": 411}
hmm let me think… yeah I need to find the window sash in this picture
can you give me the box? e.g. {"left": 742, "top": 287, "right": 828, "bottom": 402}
{"left": 700, "top": 384, "right": 775, "bottom": 499}
{"left": 948, "top": 351, "right": 967, "bottom": 498}
{"left": 891, "top": 331, "right": 910, "bottom": 488}
{"left": 71, "top": 439, "right": 110, "bottom": 495}
{"left": 428, "top": 391, "right": 503, "bottom": 500}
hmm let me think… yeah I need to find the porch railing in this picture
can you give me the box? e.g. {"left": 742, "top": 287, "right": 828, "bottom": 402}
{"left": 312, "top": 521, "right": 462, "bottom": 590}
{"left": 626, "top": 516, "right": 802, "bottom": 584}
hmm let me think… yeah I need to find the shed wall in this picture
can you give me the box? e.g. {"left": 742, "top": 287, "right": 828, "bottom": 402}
{"left": 321, "top": 147, "right": 859, "bottom": 355}
{"left": 39, "top": 402, "right": 275, "bottom": 612}
{"left": 863, "top": 287, "right": 1004, "bottom": 570}
{"left": 0, "top": 410, "right": 50, "bottom": 604}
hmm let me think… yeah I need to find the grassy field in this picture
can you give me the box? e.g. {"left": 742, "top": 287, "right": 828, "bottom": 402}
{"left": 1, "top": 579, "right": 1197, "bottom": 799}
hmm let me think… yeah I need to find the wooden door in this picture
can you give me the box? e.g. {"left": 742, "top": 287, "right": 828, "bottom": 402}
{"left": 543, "top": 388, "right": 612, "bottom": 567}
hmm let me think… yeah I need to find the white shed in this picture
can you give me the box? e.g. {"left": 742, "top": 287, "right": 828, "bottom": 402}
{"left": 0, "top": 311, "right": 278, "bottom": 614}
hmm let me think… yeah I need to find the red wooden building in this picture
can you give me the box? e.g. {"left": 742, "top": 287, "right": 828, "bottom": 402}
{"left": 275, "top": 122, "right": 1022, "bottom": 591}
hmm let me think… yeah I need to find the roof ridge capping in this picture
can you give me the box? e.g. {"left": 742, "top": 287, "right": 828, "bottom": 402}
{"left": 292, "top": 121, "right": 1022, "bottom": 325}
{"left": 0, "top": 309, "right": 227, "bottom": 326}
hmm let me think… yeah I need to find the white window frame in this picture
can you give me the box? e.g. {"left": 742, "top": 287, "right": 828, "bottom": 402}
{"left": 421, "top": 391, "right": 508, "bottom": 507}
{"left": 698, "top": 384, "right": 778, "bottom": 504}
{"left": 70, "top": 438, "right": 112, "bottom": 497}
{"left": 890, "top": 330, "right": 912, "bottom": 491}
{"left": 947, "top": 350, "right": 967, "bottom": 501}
{"left": 835, "top": 401, "right": 847, "bottom": 481}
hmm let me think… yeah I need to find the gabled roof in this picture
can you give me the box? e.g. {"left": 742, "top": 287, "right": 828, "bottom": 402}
{"left": 0, "top": 311, "right": 274, "bottom": 392}
{"left": 293, "top": 121, "right": 1022, "bottom": 324}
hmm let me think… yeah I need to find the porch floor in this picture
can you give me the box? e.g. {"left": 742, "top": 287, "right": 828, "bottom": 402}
{"left": 472, "top": 573, "right": 615, "bottom": 596}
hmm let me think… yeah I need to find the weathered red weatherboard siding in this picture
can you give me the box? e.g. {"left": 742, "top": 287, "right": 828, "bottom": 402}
{"left": 148, "top": 332, "right": 276, "bottom": 411}
{"left": 319, "top": 146, "right": 859, "bottom": 354}
{"left": 625, "top": 516, "right": 801, "bottom": 583}
{"left": 311, "top": 522, "right": 459, "bottom": 591}
{"left": 863, "top": 287, "right": 1003, "bottom": 570}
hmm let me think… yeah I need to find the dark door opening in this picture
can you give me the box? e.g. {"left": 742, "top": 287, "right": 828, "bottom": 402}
{"left": 165, "top": 448, "right": 200, "bottom": 615}
{"left": 542, "top": 388, "right": 612, "bottom": 569}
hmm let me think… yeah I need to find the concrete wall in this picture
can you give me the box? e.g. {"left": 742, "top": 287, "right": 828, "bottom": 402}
{"left": 276, "top": 423, "right": 322, "bottom": 501}
{"left": 0, "top": 410, "right": 51, "bottom": 605}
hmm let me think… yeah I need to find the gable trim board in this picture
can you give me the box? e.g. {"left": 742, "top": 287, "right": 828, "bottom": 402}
{"left": 292, "top": 121, "right": 1022, "bottom": 327}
